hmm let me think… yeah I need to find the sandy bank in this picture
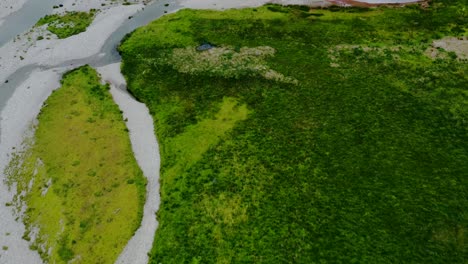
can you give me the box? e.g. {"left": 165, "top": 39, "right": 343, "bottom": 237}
{"left": 97, "top": 63, "right": 161, "bottom": 264}
{"left": 0, "top": 68, "right": 64, "bottom": 264}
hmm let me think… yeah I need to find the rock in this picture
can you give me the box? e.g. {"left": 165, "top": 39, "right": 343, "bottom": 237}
{"left": 196, "top": 43, "right": 214, "bottom": 51}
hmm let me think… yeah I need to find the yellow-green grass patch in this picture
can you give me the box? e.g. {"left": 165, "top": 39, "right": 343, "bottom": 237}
{"left": 6, "top": 65, "right": 145, "bottom": 263}
{"left": 161, "top": 97, "right": 249, "bottom": 191}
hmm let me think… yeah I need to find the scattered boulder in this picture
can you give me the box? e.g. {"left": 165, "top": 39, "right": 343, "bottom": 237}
{"left": 196, "top": 43, "right": 214, "bottom": 51}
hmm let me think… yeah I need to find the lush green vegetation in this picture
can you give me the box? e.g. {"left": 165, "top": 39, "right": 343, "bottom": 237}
{"left": 36, "top": 10, "right": 97, "bottom": 39}
{"left": 6, "top": 66, "right": 146, "bottom": 263}
{"left": 119, "top": 1, "right": 467, "bottom": 263}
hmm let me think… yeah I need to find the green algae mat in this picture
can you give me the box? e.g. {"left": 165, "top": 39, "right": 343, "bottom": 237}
{"left": 6, "top": 66, "right": 145, "bottom": 263}
{"left": 119, "top": 1, "right": 467, "bottom": 263}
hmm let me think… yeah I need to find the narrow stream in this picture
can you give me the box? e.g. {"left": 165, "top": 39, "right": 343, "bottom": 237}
{"left": 0, "top": 0, "right": 181, "bottom": 119}
{"left": 0, "top": 0, "right": 64, "bottom": 47}
{"left": 60, "top": 0, "right": 183, "bottom": 68}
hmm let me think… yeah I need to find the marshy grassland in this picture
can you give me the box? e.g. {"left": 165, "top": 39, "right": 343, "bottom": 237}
{"left": 6, "top": 66, "right": 146, "bottom": 263}
{"left": 119, "top": 1, "right": 467, "bottom": 263}
{"left": 36, "top": 10, "right": 97, "bottom": 39}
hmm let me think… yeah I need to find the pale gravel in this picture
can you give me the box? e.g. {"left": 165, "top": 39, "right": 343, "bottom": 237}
{"left": 0, "top": 68, "right": 63, "bottom": 264}
{"left": 433, "top": 37, "right": 468, "bottom": 59}
{"left": 0, "top": 3, "right": 145, "bottom": 264}
{"left": 97, "top": 63, "right": 161, "bottom": 264}
{"left": 0, "top": 0, "right": 28, "bottom": 23}
{"left": 0, "top": 4, "right": 144, "bottom": 84}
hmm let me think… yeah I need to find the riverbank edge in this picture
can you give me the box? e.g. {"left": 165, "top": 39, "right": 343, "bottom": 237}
{"left": 0, "top": 0, "right": 435, "bottom": 263}
{"left": 0, "top": 3, "right": 144, "bottom": 263}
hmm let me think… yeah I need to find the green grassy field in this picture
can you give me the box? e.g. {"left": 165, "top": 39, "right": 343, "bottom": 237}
{"left": 119, "top": 1, "right": 467, "bottom": 262}
{"left": 6, "top": 66, "right": 146, "bottom": 263}
{"left": 36, "top": 10, "right": 97, "bottom": 39}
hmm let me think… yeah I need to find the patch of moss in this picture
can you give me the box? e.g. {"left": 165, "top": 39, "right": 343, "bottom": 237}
{"left": 36, "top": 10, "right": 97, "bottom": 39}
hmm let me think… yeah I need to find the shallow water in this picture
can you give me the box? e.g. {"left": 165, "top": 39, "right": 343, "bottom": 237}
{"left": 0, "top": 1, "right": 181, "bottom": 114}
{"left": 0, "top": 0, "right": 63, "bottom": 47}
{"left": 0, "top": 65, "right": 37, "bottom": 110}
{"left": 86, "top": 1, "right": 182, "bottom": 67}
